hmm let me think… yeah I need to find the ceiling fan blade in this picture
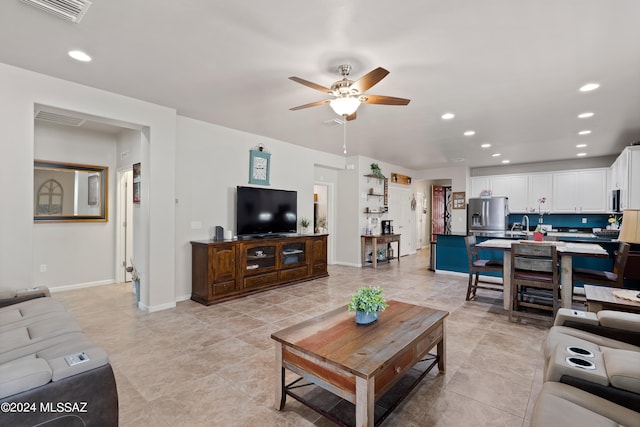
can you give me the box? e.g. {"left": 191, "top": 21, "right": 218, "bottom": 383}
{"left": 289, "top": 77, "right": 333, "bottom": 94}
{"left": 360, "top": 95, "right": 411, "bottom": 106}
{"left": 289, "top": 99, "right": 330, "bottom": 111}
{"left": 345, "top": 112, "right": 357, "bottom": 121}
{"left": 350, "top": 67, "right": 389, "bottom": 93}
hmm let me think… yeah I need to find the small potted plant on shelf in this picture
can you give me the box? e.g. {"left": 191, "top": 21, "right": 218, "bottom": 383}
{"left": 300, "top": 217, "right": 310, "bottom": 234}
{"left": 348, "top": 286, "right": 389, "bottom": 325}
{"left": 370, "top": 163, "right": 385, "bottom": 179}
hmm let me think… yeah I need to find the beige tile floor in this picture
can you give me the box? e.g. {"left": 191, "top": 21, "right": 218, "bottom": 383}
{"left": 52, "top": 250, "right": 549, "bottom": 427}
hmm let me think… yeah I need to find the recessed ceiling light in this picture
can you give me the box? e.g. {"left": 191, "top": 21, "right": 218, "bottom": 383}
{"left": 441, "top": 113, "right": 455, "bottom": 120}
{"left": 578, "top": 130, "right": 592, "bottom": 135}
{"left": 68, "top": 50, "right": 91, "bottom": 62}
{"left": 576, "top": 143, "right": 587, "bottom": 148}
{"left": 501, "top": 160, "right": 510, "bottom": 164}
{"left": 492, "top": 153, "right": 501, "bottom": 157}
{"left": 481, "top": 143, "right": 491, "bottom": 148}
{"left": 464, "top": 130, "right": 475, "bottom": 136}
{"left": 577, "top": 152, "right": 587, "bottom": 157}
{"left": 578, "top": 112, "right": 594, "bottom": 119}
{"left": 579, "top": 83, "right": 600, "bottom": 92}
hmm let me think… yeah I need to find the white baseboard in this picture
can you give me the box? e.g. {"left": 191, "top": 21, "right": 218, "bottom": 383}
{"left": 48, "top": 280, "right": 115, "bottom": 293}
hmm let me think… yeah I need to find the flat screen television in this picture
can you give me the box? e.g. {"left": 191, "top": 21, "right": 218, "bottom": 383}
{"left": 236, "top": 186, "right": 297, "bottom": 238}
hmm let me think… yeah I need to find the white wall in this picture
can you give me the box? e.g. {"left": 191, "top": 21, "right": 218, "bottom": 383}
{"left": 33, "top": 122, "right": 117, "bottom": 287}
{"left": 0, "top": 63, "right": 176, "bottom": 312}
{"left": 173, "top": 116, "right": 346, "bottom": 300}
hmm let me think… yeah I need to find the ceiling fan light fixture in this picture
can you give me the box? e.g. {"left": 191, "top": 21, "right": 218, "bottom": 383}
{"left": 330, "top": 97, "right": 360, "bottom": 116}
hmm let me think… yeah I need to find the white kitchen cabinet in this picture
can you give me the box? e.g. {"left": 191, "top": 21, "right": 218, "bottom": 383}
{"left": 490, "top": 175, "right": 528, "bottom": 212}
{"left": 611, "top": 146, "right": 640, "bottom": 209}
{"left": 470, "top": 176, "right": 490, "bottom": 199}
{"left": 527, "top": 173, "right": 552, "bottom": 213}
{"left": 552, "top": 169, "right": 607, "bottom": 213}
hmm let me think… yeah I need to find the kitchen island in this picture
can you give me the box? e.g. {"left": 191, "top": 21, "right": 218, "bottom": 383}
{"left": 434, "top": 232, "right": 620, "bottom": 285}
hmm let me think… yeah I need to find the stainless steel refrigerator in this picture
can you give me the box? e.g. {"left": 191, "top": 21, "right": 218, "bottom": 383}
{"left": 467, "top": 197, "right": 509, "bottom": 233}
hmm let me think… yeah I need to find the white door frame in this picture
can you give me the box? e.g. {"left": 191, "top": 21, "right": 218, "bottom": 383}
{"left": 116, "top": 168, "right": 134, "bottom": 283}
{"left": 313, "top": 181, "right": 336, "bottom": 264}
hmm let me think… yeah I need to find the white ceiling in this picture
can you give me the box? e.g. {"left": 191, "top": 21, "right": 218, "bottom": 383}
{"left": 2, "top": 0, "right": 639, "bottom": 170}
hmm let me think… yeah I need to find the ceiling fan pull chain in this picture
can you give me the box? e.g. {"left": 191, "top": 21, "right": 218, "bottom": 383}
{"left": 343, "top": 116, "right": 347, "bottom": 155}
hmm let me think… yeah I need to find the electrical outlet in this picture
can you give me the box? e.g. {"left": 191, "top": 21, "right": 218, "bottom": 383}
{"left": 40, "top": 264, "right": 47, "bottom": 273}
{"left": 582, "top": 218, "right": 587, "bottom": 224}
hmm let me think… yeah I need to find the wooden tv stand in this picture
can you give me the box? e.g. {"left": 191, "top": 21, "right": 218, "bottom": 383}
{"left": 190, "top": 234, "right": 328, "bottom": 305}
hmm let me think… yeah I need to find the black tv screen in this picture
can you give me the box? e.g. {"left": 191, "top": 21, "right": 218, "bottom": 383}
{"left": 236, "top": 186, "right": 297, "bottom": 237}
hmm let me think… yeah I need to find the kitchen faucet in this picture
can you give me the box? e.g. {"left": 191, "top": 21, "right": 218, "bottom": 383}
{"left": 522, "top": 215, "right": 530, "bottom": 235}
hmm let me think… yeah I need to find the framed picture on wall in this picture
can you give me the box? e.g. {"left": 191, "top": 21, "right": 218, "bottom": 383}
{"left": 133, "top": 162, "right": 141, "bottom": 204}
{"left": 452, "top": 192, "right": 466, "bottom": 209}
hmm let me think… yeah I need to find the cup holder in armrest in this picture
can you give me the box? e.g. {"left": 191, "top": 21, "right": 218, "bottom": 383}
{"left": 566, "top": 357, "right": 596, "bottom": 370}
{"left": 567, "top": 346, "right": 595, "bottom": 358}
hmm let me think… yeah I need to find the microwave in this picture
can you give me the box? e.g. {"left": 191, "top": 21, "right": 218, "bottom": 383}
{"left": 612, "top": 189, "right": 621, "bottom": 212}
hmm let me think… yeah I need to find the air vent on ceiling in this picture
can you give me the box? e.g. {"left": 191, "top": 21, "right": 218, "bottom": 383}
{"left": 35, "top": 110, "right": 86, "bottom": 127}
{"left": 20, "top": 0, "right": 92, "bottom": 23}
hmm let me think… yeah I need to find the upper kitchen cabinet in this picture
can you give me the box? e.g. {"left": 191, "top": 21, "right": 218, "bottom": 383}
{"left": 527, "top": 173, "right": 553, "bottom": 213}
{"left": 490, "top": 175, "right": 528, "bottom": 212}
{"left": 552, "top": 169, "right": 608, "bottom": 213}
{"left": 470, "top": 176, "right": 490, "bottom": 199}
{"left": 611, "top": 145, "right": 640, "bottom": 209}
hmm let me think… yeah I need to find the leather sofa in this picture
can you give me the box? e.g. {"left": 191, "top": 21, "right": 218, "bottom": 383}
{"left": 531, "top": 308, "right": 640, "bottom": 427}
{"left": 0, "top": 288, "right": 118, "bottom": 426}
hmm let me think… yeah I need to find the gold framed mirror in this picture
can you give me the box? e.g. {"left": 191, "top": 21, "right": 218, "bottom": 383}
{"left": 34, "top": 160, "right": 108, "bottom": 222}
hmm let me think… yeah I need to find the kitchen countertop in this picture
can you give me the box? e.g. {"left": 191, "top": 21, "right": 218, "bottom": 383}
{"left": 434, "top": 231, "right": 619, "bottom": 244}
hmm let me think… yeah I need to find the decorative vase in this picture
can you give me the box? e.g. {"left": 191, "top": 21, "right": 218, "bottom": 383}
{"left": 355, "top": 310, "right": 379, "bottom": 325}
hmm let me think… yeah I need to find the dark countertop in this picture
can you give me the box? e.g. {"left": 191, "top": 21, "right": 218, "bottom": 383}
{"left": 434, "top": 231, "right": 619, "bottom": 244}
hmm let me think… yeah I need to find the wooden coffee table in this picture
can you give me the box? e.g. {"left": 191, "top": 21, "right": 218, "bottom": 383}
{"left": 271, "top": 300, "right": 448, "bottom": 427}
{"left": 584, "top": 285, "right": 640, "bottom": 314}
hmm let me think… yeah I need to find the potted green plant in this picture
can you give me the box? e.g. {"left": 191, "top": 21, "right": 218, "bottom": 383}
{"left": 348, "top": 286, "right": 389, "bottom": 325}
{"left": 370, "top": 163, "right": 385, "bottom": 179}
{"left": 300, "top": 217, "right": 310, "bottom": 234}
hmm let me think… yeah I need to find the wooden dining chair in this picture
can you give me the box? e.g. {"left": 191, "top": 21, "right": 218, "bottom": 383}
{"left": 464, "top": 235, "right": 503, "bottom": 301}
{"left": 572, "top": 242, "right": 631, "bottom": 302}
{"left": 509, "top": 242, "right": 560, "bottom": 323}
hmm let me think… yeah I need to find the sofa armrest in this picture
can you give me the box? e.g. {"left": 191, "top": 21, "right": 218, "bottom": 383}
{"left": 554, "top": 308, "right": 599, "bottom": 327}
{"left": 597, "top": 310, "right": 640, "bottom": 333}
{"left": 0, "top": 287, "right": 50, "bottom": 308}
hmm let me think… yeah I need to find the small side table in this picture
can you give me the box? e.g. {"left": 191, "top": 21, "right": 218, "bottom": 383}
{"left": 584, "top": 285, "right": 640, "bottom": 314}
{"left": 361, "top": 234, "right": 401, "bottom": 268}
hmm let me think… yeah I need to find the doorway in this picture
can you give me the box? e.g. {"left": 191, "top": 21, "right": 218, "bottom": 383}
{"left": 313, "top": 183, "right": 334, "bottom": 264}
{"left": 388, "top": 186, "right": 412, "bottom": 255}
{"left": 117, "top": 169, "right": 134, "bottom": 283}
{"left": 431, "top": 185, "right": 452, "bottom": 236}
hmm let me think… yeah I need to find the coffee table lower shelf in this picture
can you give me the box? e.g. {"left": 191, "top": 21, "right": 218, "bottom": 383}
{"left": 283, "top": 354, "right": 439, "bottom": 427}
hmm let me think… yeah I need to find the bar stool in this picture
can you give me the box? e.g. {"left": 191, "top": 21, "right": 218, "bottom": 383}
{"left": 572, "top": 242, "right": 631, "bottom": 302}
{"left": 464, "top": 235, "right": 503, "bottom": 301}
{"left": 509, "top": 242, "right": 560, "bottom": 323}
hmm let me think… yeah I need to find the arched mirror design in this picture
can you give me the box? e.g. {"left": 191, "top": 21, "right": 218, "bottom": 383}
{"left": 34, "top": 160, "right": 108, "bottom": 222}
{"left": 36, "top": 179, "right": 63, "bottom": 214}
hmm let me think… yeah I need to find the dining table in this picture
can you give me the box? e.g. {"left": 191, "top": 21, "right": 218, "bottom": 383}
{"left": 475, "top": 239, "right": 610, "bottom": 311}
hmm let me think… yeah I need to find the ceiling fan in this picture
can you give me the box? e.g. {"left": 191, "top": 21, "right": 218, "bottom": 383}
{"left": 289, "top": 64, "right": 410, "bottom": 121}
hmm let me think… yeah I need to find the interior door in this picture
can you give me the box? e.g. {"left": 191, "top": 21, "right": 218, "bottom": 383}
{"left": 388, "top": 187, "right": 412, "bottom": 255}
{"left": 431, "top": 185, "right": 445, "bottom": 237}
